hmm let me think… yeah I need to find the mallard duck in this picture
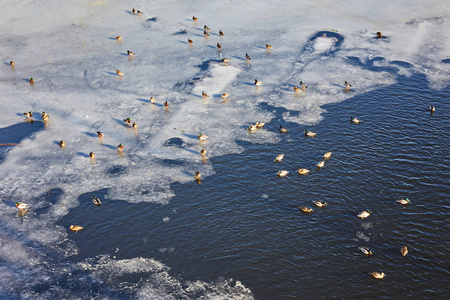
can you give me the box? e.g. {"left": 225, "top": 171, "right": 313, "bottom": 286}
{"left": 29, "top": 77, "right": 34, "bottom": 84}
{"left": 188, "top": 38, "right": 193, "bottom": 45}
{"left": 312, "top": 200, "right": 327, "bottom": 207}
{"left": 132, "top": 122, "right": 137, "bottom": 129}
{"left": 357, "top": 210, "right": 372, "bottom": 219}
{"left": 203, "top": 31, "right": 210, "bottom": 37}
{"left": 137, "top": 10, "right": 143, "bottom": 16}
{"left": 200, "top": 148, "right": 206, "bottom": 156}
{"left": 277, "top": 170, "right": 289, "bottom": 177}
{"left": 164, "top": 101, "right": 169, "bottom": 109}
{"left": 429, "top": 105, "right": 435, "bottom": 112}
{"left": 344, "top": 81, "right": 352, "bottom": 91}
{"left": 192, "top": 16, "right": 198, "bottom": 21}
{"left": 115, "top": 36, "right": 123, "bottom": 40}
{"left": 246, "top": 53, "right": 251, "bottom": 60}
{"left": 59, "top": 140, "right": 65, "bottom": 147}
{"left": 401, "top": 245, "right": 408, "bottom": 257}
{"left": 217, "top": 42, "right": 221, "bottom": 49}
{"left": 299, "top": 206, "right": 313, "bottom": 213}
{"left": 198, "top": 133, "right": 208, "bottom": 140}
{"left": 42, "top": 112, "right": 49, "bottom": 121}
{"left": 304, "top": 130, "right": 316, "bottom": 137}
{"left": 317, "top": 161, "right": 325, "bottom": 168}
{"left": 369, "top": 272, "right": 385, "bottom": 279}
{"left": 97, "top": 131, "right": 103, "bottom": 138}
{"left": 279, "top": 125, "right": 289, "bottom": 133}
{"left": 299, "top": 81, "right": 307, "bottom": 91}
{"left": 116, "top": 69, "right": 124, "bottom": 76}
{"left": 221, "top": 93, "right": 230, "bottom": 99}
{"left": 69, "top": 225, "right": 83, "bottom": 233}
{"left": 219, "top": 30, "right": 224, "bottom": 36}
{"left": 323, "top": 152, "right": 332, "bottom": 159}
{"left": 396, "top": 198, "right": 410, "bottom": 205}
{"left": 274, "top": 154, "right": 284, "bottom": 162}
{"left": 204, "top": 25, "right": 210, "bottom": 32}
{"left": 298, "top": 168, "right": 309, "bottom": 175}
{"left": 123, "top": 117, "right": 132, "bottom": 125}
{"left": 127, "top": 50, "right": 135, "bottom": 56}
{"left": 293, "top": 86, "right": 301, "bottom": 92}
{"left": 266, "top": 44, "right": 272, "bottom": 49}
{"left": 221, "top": 58, "right": 230, "bottom": 64}
{"left": 89, "top": 152, "right": 95, "bottom": 159}
{"left": 150, "top": 96, "right": 156, "bottom": 104}
{"left": 15, "top": 202, "right": 29, "bottom": 211}
{"left": 10, "top": 61, "right": 14, "bottom": 66}
{"left": 202, "top": 91, "right": 209, "bottom": 98}
{"left": 359, "top": 246, "right": 373, "bottom": 255}
{"left": 255, "top": 122, "right": 265, "bottom": 128}
{"left": 117, "top": 143, "right": 124, "bottom": 151}
{"left": 248, "top": 124, "right": 257, "bottom": 131}
{"left": 195, "top": 171, "right": 201, "bottom": 180}
{"left": 132, "top": 8, "right": 136, "bottom": 14}
{"left": 92, "top": 196, "right": 102, "bottom": 206}
{"left": 351, "top": 116, "right": 360, "bottom": 123}
{"left": 254, "top": 79, "right": 263, "bottom": 86}
{"left": 376, "top": 32, "right": 382, "bottom": 38}
{"left": 23, "top": 111, "right": 33, "bottom": 118}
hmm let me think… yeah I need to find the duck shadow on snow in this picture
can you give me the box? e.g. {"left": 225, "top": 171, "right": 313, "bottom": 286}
{"left": 82, "top": 131, "right": 98, "bottom": 138}
{"left": 76, "top": 152, "right": 90, "bottom": 158}
{"left": 105, "top": 71, "right": 118, "bottom": 76}
{"left": 178, "top": 40, "right": 189, "bottom": 45}
{"left": 181, "top": 133, "right": 199, "bottom": 140}
{"left": 102, "top": 144, "right": 117, "bottom": 150}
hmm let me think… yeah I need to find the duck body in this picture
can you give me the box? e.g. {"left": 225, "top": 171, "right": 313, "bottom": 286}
{"left": 370, "top": 272, "right": 385, "bottom": 279}
{"left": 188, "top": 38, "right": 193, "bottom": 45}
{"left": 396, "top": 198, "right": 411, "bottom": 205}
{"left": 317, "top": 161, "right": 325, "bottom": 168}
{"left": 277, "top": 170, "right": 289, "bottom": 177}
{"left": 97, "top": 131, "right": 103, "bottom": 138}
{"left": 299, "top": 206, "right": 313, "bottom": 213}
{"left": 124, "top": 117, "right": 131, "bottom": 125}
{"left": 15, "top": 202, "right": 29, "bottom": 211}
{"left": 92, "top": 196, "right": 102, "bottom": 206}
{"left": 429, "top": 105, "right": 435, "bottom": 112}
{"left": 202, "top": 91, "right": 209, "bottom": 99}
{"left": 279, "top": 126, "right": 289, "bottom": 133}
{"left": 293, "top": 86, "right": 301, "bottom": 92}
{"left": 127, "top": 50, "right": 135, "bottom": 56}
{"left": 323, "top": 152, "right": 332, "bottom": 159}
{"left": 59, "top": 140, "right": 65, "bottom": 147}
{"left": 344, "top": 81, "right": 352, "bottom": 91}
{"left": 116, "top": 69, "right": 124, "bottom": 76}
{"left": 23, "top": 111, "right": 33, "bottom": 118}
{"left": 221, "top": 58, "right": 230, "bottom": 64}
{"left": 298, "top": 168, "right": 309, "bottom": 175}
{"left": 312, "top": 200, "right": 327, "bottom": 207}
{"left": 200, "top": 148, "right": 206, "bottom": 156}
{"left": 69, "top": 225, "right": 83, "bottom": 232}
{"left": 117, "top": 143, "right": 124, "bottom": 151}
{"left": 221, "top": 93, "right": 230, "bottom": 99}
{"left": 29, "top": 77, "right": 34, "bottom": 84}
{"left": 10, "top": 61, "right": 14, "bottom": 66}
{"left": 255, "top": 122, "right": 265, "bottom": 128}
{"left": 359, "top": 246, "right": 373, "bottom": 255}
{"left": 217, "top": 42, "right": 221, "bottom": 49}
{"left": 254, "top": 79, "right": 263, "bottom": 86}
{"left": 304, "top": 130, "right": 316, "bottom": 137}
{"left": 132, "top": 122, "right": 137, "bottom": 129}
{"left": 246, "top": 53, "right": 251, "bottom": 60}
{"left": 357, "top": 210, "right": 372, "bottom": 219}
{"left": 248, "top": 124, "right": 257, "bottom": 132}
{"left": 266, "top": 44, "right": 272, "bottom": 49}
{"left": 274, "top": 154, "right": 284, "bottom": 162}
{"left": 198, "top": 133, "right": 208, "bottom": 140}
{"left": 192, "top": 16, "right": 198, "bottom": 21}
{"left": 89, "top": 152, "right": 95, "bottom": 159}
{"left": 351, "top": 116, "right": 360, "bottom": 123}
{"left": 42, "top": 112, "right": 49, "bottom": 121}
{"left": 401, "top": 245, "right": 408, "bottom": 257}
{"left": 219, "top": 30, "right": 224, "bottom": 36}
{"left": 150, "top": 96, "right": 156, "bottom": 104}
{"left": 115, "top": 36, "right": 123, "bottom": 40}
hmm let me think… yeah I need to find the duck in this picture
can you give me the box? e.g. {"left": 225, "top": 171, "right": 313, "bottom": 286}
{"left": 29, "top": 77, "right": 34, "bottom": 84}
{"left": 359, "top": 246, "right": 373, "bottom": 255}
{"left": 351, "top": 116, "right": 360, "bottom": 124}
{"left": 92, "top": 196, "right": 102, "bottom": 206}
{"left": 254, "top": 79, "right": 263, "bottom": 86}
{"left": 164, "top": 101, "right": 169, "bottom": 109}
{"left": 204, "top": 25, "right": 210, "bottom": 32}
{"left": 304, "top": 130, "right": 316, "bottom": 137}
{"left": 217, "top": 42, "right": 221, "bottom": 49}
{"left": 279, "top": 125, "right": 289, "bottom": 133}
{"left": 266, "top": 44, "right": 272, "bottom": 49}
{"left": 317, "top": 161, "right": 325, "bottom": 168}
{"left": 246, "top": 53, "right": 251, "bottom": 60}
{"left": 123, "top": 117, "right": 132, "bottom": 125}
{"left": 132, "top": 8, "right": 136, "bottom": 14}
{"left": 198, "top": 133, "right": 208, "bottom": 140}
{"left": 396, "top": 198, "right": 411, "bottom": 205}
{"left": 248, "top": 124, "right": 257, "bottom": 132}
{"left": 150, "top": 96, "right": 156, "bottom": 104}
{"left": 274, "top": 154, "right": 284, "bottom": 162}
{"left": 137, "top": 10, "right": 143, "bottom": 16}
{"left": 221, "top": 58, "right": 230, "bottom": 64}
{"left": 357, "top": 210, "right": 372, "bottom": 219}
{"left": 219, "top": 30, "right": 224, "bottom": 36}
{"left": 344, "top": 81, "right": 352, "bottom": 91}
{"left": 42, "top": 112, "right": 49, "bottom": 121}
{"left": 10, "top": 61, "right": 14, "bottom": 66}
{"left": 117, "top": 143, "right": 124, "bottom": 151}
{"left": 299, "top": 81, "right": 307, "bottom": 91}
{"left": 203, "top": 31, "right": 210, "bottom": 37}
{"left": 293, "top": 86, "right": 301, "bottom": 92}
{"left": 188, "top": 38, "right": 193, "bottom": 45}
{"left": 127, "top": 50, "right": 135, "bottom": 56}
{"left": 298, "top": 168, "right": 309, "bottom": 175}
{"left": 299, "top": 206, "right": 313, "bottom": 213}
{"left": 376, "top": 32, "right": 382, "bottom": 38}
{"left": 255, "top": 122, "right": 265, "bottom": 128}
{"left": 312, "top": 200, "right": 327, "bottom": 207}
{"left": 195, "top": 171, "right": 201, "bottom": 180}
{"left": 15, "top": 202, "right": 29, "bottom": 211}
{"left": 116, "top": 69, "right": 124, "bottom": 76}
{"left": 202, "top": 91, "right": 209, "bottom": 99}
{"left": 69, "top": 225, "right": 83, "bottom": 233}
{"left": 59, "top": 140, "right": 65, "bottom": 147}
{"left": 221, "top": 93, "right": 230, "bottom": 99}
{"left": 97, "top": 131, "right": 103, "bottom": 138}
{"left": 23, "top": 111, "right": 33, "bottom": 118}
{"left": 323, "top": 152, "right": 332, "bottom": 159}
{"left": 89, "top": 152, "right": 95, "bottom": 159}
{"left": 401, "top": 245, "right": 408, "bottom": 257}
{"left": 429, "top": 105, "right": 435, "bottom": 112}
{"left": 200, "top": 148, "right": 206, "bottom": 156}
{"left": 192, "top": 16, "right": 198, "bottom": 21}
{"left": 369, "top": 272, "right": 385, "bottom": 279}
{"left": 277, "top": 170, "right": 289, "bottom": 177}
{"left": 115, "top": 36, "right": 123, "bottom": 40}
{"left": 132, "top": 122, "right": 137, "bottom": 129}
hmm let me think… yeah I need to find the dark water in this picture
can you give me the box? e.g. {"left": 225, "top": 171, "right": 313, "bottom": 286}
{"left": 52, "top": 73, "right": 449, "bottom": 299}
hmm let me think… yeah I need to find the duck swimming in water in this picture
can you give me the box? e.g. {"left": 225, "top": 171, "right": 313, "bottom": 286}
{"left": 248, "top": 124, "right": 257, "bottom": 132}
{"left": 298, "top": 168, "right": 309, "bottom": 175}
{"left": 69, "top": 225, "right": 83, "bottom": 233}
{"left": 277, "top": 170, "right": 289, "bottom": 177}
{"left": 396, "top": 198, "right": 410, "bottom": 205}
{"left": 357, "top": 210, "right": 372, "bottom": 219}
{"left": 312, "top": 200, "right": 327, "bottom": 207}
{"left": 92, "top": 196, "right": 101, "bottom": 206}
{"left": 255, "top": 122, "right": 265, "bottom": 128}
{"left": 15, "top": 202, "right": 29, "bottom": 211}
{"left": 401, "top": 245, "right": 408, "bottom": 257}
{"left": 274, "top": 154, "right": 284, "bottom": 162}
{"left": 351, "top": 116, "right": 360, "bottom": 124}
{"left": 429, "top": 105, "right": 435, "bottom": 112}
{"left": 370, "top": 272, "right": 385, "bottom": 279}
{"left": 279, "top": 125, "right": 289, "bottom": 133}
{"left": 299, "top": 206, "right": 313, "bottom": 213}
{"left": 317, "top": 161, "right": 325, "bottom": 168}
{"left": 323, "top": 152, "right": 332, "bottom": 159}
{"left": 304, "top": 130, "right": 316, "bottom": 137}
{"left": 195, "top": 171, "right": 201, "bottom": 180}
{"left": 359, "top": 246, "right": 373, "bottom": 255}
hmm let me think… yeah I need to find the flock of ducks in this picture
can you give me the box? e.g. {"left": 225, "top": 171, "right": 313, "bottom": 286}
{"left": 8, "top": 9, "right": 437, "bottom": 282}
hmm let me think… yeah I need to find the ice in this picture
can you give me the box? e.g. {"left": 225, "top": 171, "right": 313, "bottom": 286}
{"left": 0, "top": 0, "right": 449, "bottom": 298}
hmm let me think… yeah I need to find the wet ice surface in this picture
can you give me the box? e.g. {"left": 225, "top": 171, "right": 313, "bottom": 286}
{"left": 0, "top": 0, "right": 449, "bottom": 298}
